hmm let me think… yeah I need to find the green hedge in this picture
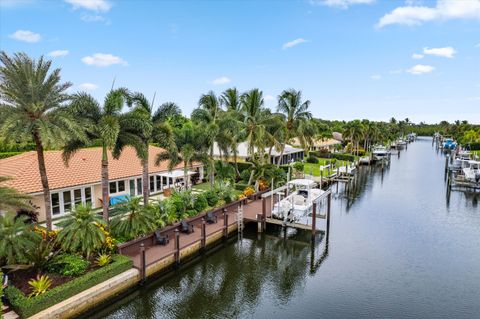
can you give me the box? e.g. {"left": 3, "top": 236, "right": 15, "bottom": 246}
{"left": 5, "top": 255, "right": 132, "bottom": 318}
{"left": 0, "top": 152, "right": 22, "bottom": 159}
{"left": 330, "top": 153, "right": 355, "bottom": 162}
{"left": 0, "top": 143, "right": 35, "bottom": 152}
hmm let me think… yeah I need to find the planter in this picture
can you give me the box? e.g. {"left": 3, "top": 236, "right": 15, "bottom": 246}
{"left": 163, "top": 188, "right": 172, "bottom": 197}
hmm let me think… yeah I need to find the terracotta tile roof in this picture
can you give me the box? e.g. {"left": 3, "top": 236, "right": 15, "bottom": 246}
{"left": 0, "top": 146, "right": 197, "bottom": 194}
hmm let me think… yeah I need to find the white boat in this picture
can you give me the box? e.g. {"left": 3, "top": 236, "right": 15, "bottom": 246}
{"left": 462, "top": 161, "right": 480, "bottom": 183}
{"left": 372, "top": 145, "right": 391, "bottom": 161}
{"left": 271, "top": 179, "right": 324, "bottom": 223}
{"left": 451, "top": 151, "right": 472, "bottom": 171}
{"left": 397, "top": 139, "right": 407, "bottom": 146}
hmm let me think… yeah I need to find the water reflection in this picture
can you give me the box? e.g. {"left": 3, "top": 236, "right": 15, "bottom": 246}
{"left": 90, "top": 224, "right": 329, "bottom": 319}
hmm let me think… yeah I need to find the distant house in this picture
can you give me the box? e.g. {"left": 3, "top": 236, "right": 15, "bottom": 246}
{"left": 291, "top": 137, "right": 342, "bottom": 152}
{"left": 212, "top": 142, "right": 304, "bottom": 165}
{"left": 0, "top": 146, "right": 203, "bottom": 223}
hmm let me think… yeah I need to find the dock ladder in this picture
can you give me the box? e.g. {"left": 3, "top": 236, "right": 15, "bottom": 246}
{"left": 237, "top": 204, "right": 244, "bottom": 240}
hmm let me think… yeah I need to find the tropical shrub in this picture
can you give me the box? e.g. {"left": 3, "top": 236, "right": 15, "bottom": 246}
{"left": 243, "top": 187, "right": 254, "bottom": 197}
{"left": 186, "top": 209, "right": 197, "bottom": 217}
{"left": 194, "top": 194, "right": 208, "bottom": 212}
{"left": 0, "top": 214, "right": 40, "bottom": 265}
{"left": 56, "top": 204, "right": 105, "bottom": 259}
{"left": 110, "top": 197, "right": 156, "bottom": 240}
{"left": 95, "top": 254, "right": 112, "bottom": 267}
{"left": 214, "top": 181, "right": 236, "bottom": 203}
{"left": 6, "top": 255, "right": 132, "bottom": 318}
{"left": 258, "top": 179, "right": 269, "bottom": 191}
{"left": 48, "top": 254, "right": 89, "bottom": 277}
{"left": 330, "top": 153, "right": 355, "bottom": 162}
{"left": 28, "top": 275, "right": 52, "bottom": 298}
{"left": 215, "top": 160, "right": 236, "bottom": 182}
{"left": 292, "top": 162, "right": 304, "bottom": 172}
{"left": 24, "top": 238, "right": 58, "bottom": 273}
{"left": 239, "top": 168, "right": 252, "bottom": 183}
{"left": 306, "top": 155, "right": 318, "bottom": 164}
{"left": 204, "top": 189, "right": 219, "bottom": 206}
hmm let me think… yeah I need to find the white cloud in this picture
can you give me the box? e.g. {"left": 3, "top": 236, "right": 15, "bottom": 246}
{"left": 64, "top": 0, "right": 111, "bottom": 12}
{"left": 9, "top": 30, "right": 41, "bottom": 43}
{"left": 407, "top": 64, "right": 435, "bottom": 75}
{"left": 377, "top": 0, "right": 480, "bottom": 28}
{"left": 79, "top": 83, "right": 98, "bottom": 90}
{"left": 47, "top": 50, "right": 69, "bottom": 57}
{"left": 264, "top": 95, "right": 276, "bottom": 102}
{"left": 81, "top": 53, "right": 127, "bottom": 67}
{"left": 309, "top": 0, "right": 374, "bottom": 9}
{"left": 423, "top": 46, "right": 456, "bottom": 58}
{"left": 412, "top": 53, "right": 424, "bottom": 59}
{"left": 370, "top": 74, "right": 381, "bottom": 80}
{"left": 282, "top": 38, "right": 308, "bottom": 50}
{"left": 212, "top": 76, "right": 231, "bottom": 86}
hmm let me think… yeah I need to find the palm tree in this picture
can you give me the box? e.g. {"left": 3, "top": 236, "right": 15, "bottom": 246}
{"left": 155, "top": 121, "right": 207, "bottom": 189}
{"left": 192, "top": 91, "right": 222, "bottom": 186}
{"left": 240, "top": 89, "right": 269, "bottom": 162}
{"left": 343, "top": 120, "right": 364, "bottom": 156}
{"left": 63, "top": 89, "right": 132, "bottom": 222}
{"left": 127, "top": 93, "right": 177, "bottom": 205}
{"left": 0, "top": 214, "right": 41, "bottom": 265}
{"left": 220, "top": 88, "right": 241, "bottom": 112}
{"left": 277, "top": 89, "right": 312, "bottom": 166}
{"left": 56, "top": 204, "right": 105, "bottom": 259}
{"left": 110, "top": 197, "right": 156, "bottom": 240}
{"left": 0, "top": 52, "right": 85, "bottom": 231}
{"left": 0, "top": 176, "right": 32, "bottom": 213}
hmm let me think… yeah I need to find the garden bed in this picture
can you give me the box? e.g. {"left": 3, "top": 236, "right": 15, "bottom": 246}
{"left": 5, "top": 255, "right": 132, "bottom": 318}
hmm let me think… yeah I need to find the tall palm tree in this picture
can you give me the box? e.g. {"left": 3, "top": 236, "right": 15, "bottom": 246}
{"left": 343, "top": 120, "right": 364, "bottom": 156}
{"left": 192, "top": 91, "right": 222, "bottom": 186}
{"left": 220, "top": 88, "right": 241, "bottom": 112}
{"left": 240, "top": 88, "right": 269, "bottom": 162}
{"left": 63, "top": 89, "right": 133, "bottom": 223}
{"left": 155, "top": 121, "right": 207, "bottom": 189}
{"left": 277, "top": 89, "right": 312, "bottom": 166}
{"left": 0, "top": 176, "right": 32, "bottom": 213}
{"left": 127, "top": 93, "right": 177, "bottom": 205}
{"left": 0, "top": 52, "right": 85, "bottom": 231}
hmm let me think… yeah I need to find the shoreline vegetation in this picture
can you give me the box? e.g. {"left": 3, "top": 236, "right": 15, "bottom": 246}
{"left": 1, "top": 52, "right": 479, "bottom": 318}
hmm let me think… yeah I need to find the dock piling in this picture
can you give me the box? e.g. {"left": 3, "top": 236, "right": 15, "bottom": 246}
{"left": 140, "top": 243, "right": 146, "bottom": 282}
{"left": 223, "top": 208, "right": 228, "bottom": 239}
{"left": 311, "top": 203, "right": 317, "bottom": 241}
{"left": 201, "top": 218, "right": 206, "bottom": 250}
{"left": 174, "top": 229, "right": 180, "bottom": 266}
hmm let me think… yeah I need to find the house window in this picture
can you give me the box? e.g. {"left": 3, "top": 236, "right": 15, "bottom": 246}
{"left": 137, "top": 178, "right": 142, "bottom": 195}
{"left": 129, "top": 179, "right": 136, "bottom": 196}
{"left": 156, "top": 176, "right": 161, "bottom": 191}
{"left": 51, "top": 186, "right": 93, "bottom": 216}
{"left": 74, "top": 189, "right": 82, "bottom": 206}
{"left": 85, "top": 187, "right": 92, "bottom": 204}
{"left": 109, "top": 182, "right": 117, "bottom": 194}
{"left": 52, "top": 193, "right": 60, "bottom": 215}
{"left": 109, "top": 180, "right": 126, "bottom": 194}
{"left": 63, "top": 191, "right": 72, "bottom": 213}
{"left": 150, "top": 176, "right": 155, "bottom": 192}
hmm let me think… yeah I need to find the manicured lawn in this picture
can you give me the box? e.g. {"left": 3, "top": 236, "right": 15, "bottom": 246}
{"left": 303, "top": 159, "right": 354, "bottom": 177}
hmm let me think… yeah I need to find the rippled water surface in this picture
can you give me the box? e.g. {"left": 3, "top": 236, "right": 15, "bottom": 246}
{"left": 89, "top": 137, "right": 480, "bottom": 319}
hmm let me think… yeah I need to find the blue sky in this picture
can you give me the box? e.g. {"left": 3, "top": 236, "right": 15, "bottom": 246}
{"left": 0, "top": 0, "right": 479, "bottom": 123}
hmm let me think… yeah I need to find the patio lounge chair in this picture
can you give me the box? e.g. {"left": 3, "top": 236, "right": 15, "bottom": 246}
{"left": 180, "top": 220, "right": 194, "bottom": 234}
{"left": 206, "top": 211, "right": 217, "bottom": 224}
{"left": 154, "top": 230, "right": 169, "bottom": 245}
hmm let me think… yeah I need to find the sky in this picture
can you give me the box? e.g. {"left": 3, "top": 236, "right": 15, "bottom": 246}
{"left": 0, "top": 0, "right": 479, "bottom": 124}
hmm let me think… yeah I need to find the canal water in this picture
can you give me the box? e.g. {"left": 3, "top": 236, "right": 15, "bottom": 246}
{"left": 90, "top": 137, "right": 480, "bottom": 319}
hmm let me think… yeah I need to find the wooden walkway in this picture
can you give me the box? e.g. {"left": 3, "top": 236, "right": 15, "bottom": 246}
{"left": 120, "top": 195, "right": 272, "bottom": 270}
